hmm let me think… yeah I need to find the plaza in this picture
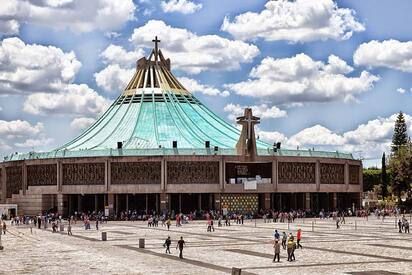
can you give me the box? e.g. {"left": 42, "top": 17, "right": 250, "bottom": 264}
{"left": 1, "top": 216, "right": 411, "bottom": 274}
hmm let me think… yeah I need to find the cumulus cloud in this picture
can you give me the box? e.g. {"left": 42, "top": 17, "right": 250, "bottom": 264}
{"left": 354, "top": 40, "right": 412, "bottom": 72}
{"left": 0, "top": 0, "right": 136, "bottom": 35}
{"left": 259, "top": 113, "right": 412, "bottom": 159}
{"left": 223, "top": 103, "right": 287, "bottom": 121}
{"left": 178, "top": 77, "right": 229, "bottom": 97}
{"left": 94, "top": 45, "right": 144, "bottom": 93}
{"left": 161, "top": 0, "right": 202, "bottom": 14}
{"left": 95, "top": 64, "right": 134, "bottom": 93}
{"left": 0, "top": 37, "right": 82, "bottom": 95}
{"left": 397, "top": 88, "right": 406, "bottom": 94}
{"left": 23, "top": 84, "right": 110, "bottom": 117}
{"left": 221, "top": 0, "right": 364, "bottom": 43}
{"left": 15, "top": 137, "right": 54, "bottom": 148}
{"left": 70, "top": 117, "right": 96, "bottom": 130}
{"left": 129, "top": 20, "right": 259, "bottom": 74}
{"left": 100, "top": 45, "right": 144, "bottom": 67}
{"left": 0, "top": 120, "right": 43, "bottom": 138}
{"left": 225, "top": 53, "right": 379, "bottom": 105}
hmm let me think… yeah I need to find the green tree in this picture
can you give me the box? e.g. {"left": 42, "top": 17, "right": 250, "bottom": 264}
{"left": 389, "top": 142, "right": 412, "bottom": 201}
{"left": 391, "top": 111, "right": 408, "bottom": 153}
{"left": 381, "top": 152, "right": 388, "bottom": 199}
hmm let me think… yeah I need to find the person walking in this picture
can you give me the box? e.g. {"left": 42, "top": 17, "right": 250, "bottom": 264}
{"left": 166, "top": 218, "right": 171, "bottom": 231}
{"left": 287, "top": 238, "right": 294, "bottom": 261}
{"left": 273, "top": 229, "right": 280, "bottom": 240}
{"left": 404, "top": 220, "right": 410, "bottom": 233}
{"left": 297, "top": 229, "right": 303, "bottom": 249}
{"left": 176, "top": 236, "right": 186, "bottom": 259}
{"left": 163, "top": 236, "right": 172, "bottom": 254}
{"left": 281, "top": 232, "right": 287, "bottom": 249}
{"left": 96, "top": 219, "right": 99, "bottom": 230}
{"left": 67, "top": 222, "right": 73, "bottom": 236}
{"left": 398, "top": 219, "right": 403, "bottom": 233}
{"left": 273, "top": 239, "right": 281, "bottom": 262}
{"left": 2, "top": 221, "right": 6, "bottom": 235}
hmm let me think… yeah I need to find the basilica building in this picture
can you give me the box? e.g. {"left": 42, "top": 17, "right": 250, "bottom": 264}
{"left": 0, "top": 38, "right": 362, "bottom": 216}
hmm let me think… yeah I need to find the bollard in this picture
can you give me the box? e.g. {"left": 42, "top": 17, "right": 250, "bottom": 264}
{"left": 312, "top": 221, "right": 314, "bottom": 232}
{"left": 101, "top": 232, "right": 107, "bottom": 241}
{"left": 59, "top": 224, "right": 64, "bottom": 232}
{"left": 231, "top": 267, "right": 241, "bottom": 275}
{"left": 139, "top": 238, "right": 145, "bottom": 248}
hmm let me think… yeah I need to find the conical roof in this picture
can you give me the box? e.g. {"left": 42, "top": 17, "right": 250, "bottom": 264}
{"left": 58, "top": 38, "right": 270, "bottom": 151}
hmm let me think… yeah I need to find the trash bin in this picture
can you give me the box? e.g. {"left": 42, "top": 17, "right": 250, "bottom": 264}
{"left": 231, "top": 267, "right": 241, "bottom": 275}
{"left": 59, "top": 224, "right": 64, "bottom": 232}
{"left": 101, "top": 232, "right": 107, "bottom": 241}
{"left": 139, "top": 238, "right": 145, "bottom": 248}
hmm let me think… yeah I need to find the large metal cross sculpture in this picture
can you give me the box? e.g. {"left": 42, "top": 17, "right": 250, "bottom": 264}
{"left": 236, "top": 108, "right": 260, "bottom": 157}
{"left": 152, "top": 36, "right": 161, "bottom": 62}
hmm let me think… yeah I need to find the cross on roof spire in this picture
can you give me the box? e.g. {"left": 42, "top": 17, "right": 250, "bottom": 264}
{"left": 152, "top": 36, "right": 161, "bottom": 62}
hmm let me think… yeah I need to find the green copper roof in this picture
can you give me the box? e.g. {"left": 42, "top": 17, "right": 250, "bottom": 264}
{"left": 3, "top": 42, "right": 354, "bottom": 162}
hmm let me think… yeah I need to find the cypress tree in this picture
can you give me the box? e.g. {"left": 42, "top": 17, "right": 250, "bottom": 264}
{"left": 381, "top": 152, "right": 388, "bottom": 199}
{"left": 391, "top": 111, "right": 408, "bottom": 152}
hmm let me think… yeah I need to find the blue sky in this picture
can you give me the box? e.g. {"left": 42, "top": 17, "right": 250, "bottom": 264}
{"left": 1, "top": 0, "right": 412, "bottom": 167}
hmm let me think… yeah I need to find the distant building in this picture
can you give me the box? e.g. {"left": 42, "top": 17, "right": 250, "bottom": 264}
{"left": 0, "top": 38, "right": 362, "bottom": 216}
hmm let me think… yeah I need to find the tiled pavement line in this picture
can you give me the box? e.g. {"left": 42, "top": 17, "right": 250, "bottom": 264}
{"left": 367, "top": 243, "right": 412, "bottom": 251}
{"left": 225, "top": 249, "right": 400, "bottom": 270}
{"left": 116, "top": 244, "right": 257, "bottom": 275}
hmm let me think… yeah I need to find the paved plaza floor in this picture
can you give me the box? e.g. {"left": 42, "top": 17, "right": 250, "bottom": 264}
{"left": 0, "top": 217, "right": 411, "bottom": 275}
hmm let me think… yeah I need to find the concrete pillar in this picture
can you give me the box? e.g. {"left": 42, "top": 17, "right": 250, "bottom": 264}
{"left": 161, "top": 159, "right": 166, "bottom": 191}
{"left": 316, "top": 160, "right": 320, "bottom": 191}
{"left": 294, "top": 193, "right": 297, "bottom": 210}
{"left": 22, "top": 163, "right": 27, "bottom": 195}
{"left": 57, "top": 194, "right": 68, "bottom": 216}
{"left": 105, "top": 160, "right": 111, "bottom": 192}
{"left": 344, "top": 161, "right": 349, "bottom": 191}
{"left": 145, "top": 194, "right": 149, "bottom": 213}
{"left": 126, "top": 194, "right": 129, "bottom": 212}
{"left": 160, "top": 192, "right": 168, "bottom": 215}
{"left": 273, "top": 160, "right": 278, "bottom": 191}
{"left": 279, "top": 193, "right": 282, "bottom": 211}
{"left": 208, "top": 193, "right": 213, "bottom": 210}
{"left": 95, "top": 194, "right": 98, "bottom": 212}
{"left": 178, "top": 193, "right": 182, "bottom": 213}
{"left": 155, "top": 194, "right": 159, "bottom": 213}
{"left": 57, "top": 161, "right": 62, "bottom": 192}
{"left": 198, "top": 194, "right": 202, "bottom": 210}
{"left": 107, "top": 193, "right": 115, "bottom": 216}
{"left": 68, "top": 195, "right": 72, "bottom": 216}
{"left": 77, "top": 194, "right": 82, "bottom": 213}
{"left": 214, "top": 193, "right": 221, "bottom": 211}
{"left": 333, "top": 192, "right": 337, "bottom": 210}
{"left": 219, "top": 158, "right": 224, "bottom": 191}
{"left": 263, "top": 193, "right": 271, "bottom": 209}
{"left": 115, "top": 194, "right": 119, "bottom": 214}
{"left": 305, "top": 192, "right": 311, "bottom": 210}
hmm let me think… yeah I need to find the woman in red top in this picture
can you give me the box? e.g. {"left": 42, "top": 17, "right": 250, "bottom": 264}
{"left": 297, "top": 229, "right": 303, "bottom": 249}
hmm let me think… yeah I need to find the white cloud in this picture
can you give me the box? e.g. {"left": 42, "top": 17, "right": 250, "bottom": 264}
{"left": 0, "top": 120, "right": 43, "bottom": 138}
{"left": 161, "top": 0, "right": 202, "bottom": 14}
{"left": 225, "top": 53, "right": 379, "bottom": 105}
{"left": 256, "top": 129, "right": 288, "bottom": 145}
{"left": 15, "top": 137, "right": 54, "bottom": 148}
{"left": 95, "top": 64, "right": 134, "bottom": 93}
{"left": 223, "top": 103, "right": 287, "bottom": 121}
{"left": 221, "top": 0, "right": 364, "bottom": 43}
{"left": 0, "top": 0, "right": 136, "bottom": 35}
{"left": 178, "top": 77, "right": 229, "bottom": 97}
{"left": 129, "top": 20, "right": 259, "bottom": 74}
{"left": 397, "top": 88, "right": 406, "bottom": 94}
{"left": 0, "top": 140, "right": 11, "bottom": 150}
{"left": 100, "top": 44, "right": 144, "bottom": 67}
{"left": 70, "top": 117, "right": 96, "bottom": 130}
{"left": 0, "top": 37, "right": 81, "bottom": 94}
{"left": 23, "top": 84, "right": 110, "bottom": 117}
{"left": 259, "top": 113, "right": 412, "bottom": 159}
{"left": 354, "top": 40, "right": 412, "bottom": 72}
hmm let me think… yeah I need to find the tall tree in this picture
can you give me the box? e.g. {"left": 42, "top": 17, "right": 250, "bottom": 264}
{"left": 391, "top": 111, "right": 408, "bottom": 153}
{"left": 389, "top": 142, "right": 412, "bottom": 201}
{"left": 381, "top": 152, "right": 388, "bottom": 199}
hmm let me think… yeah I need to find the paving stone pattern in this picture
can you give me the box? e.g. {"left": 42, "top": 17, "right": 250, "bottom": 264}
{"left": 0, "top": 217, "right": 411, "bottom": 274}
